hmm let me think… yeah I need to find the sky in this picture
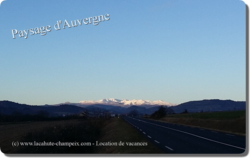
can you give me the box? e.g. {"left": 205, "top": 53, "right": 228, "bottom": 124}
{"left": 0, "top": 0, "right": 246, "bottom": 105}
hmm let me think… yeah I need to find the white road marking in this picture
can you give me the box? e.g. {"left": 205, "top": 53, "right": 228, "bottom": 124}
{"left": 165, "top": 146, "right": 173, "bottom": 151}
{"left": 143, "top": 132, "right": 146, "bottom": 134}
{"left": 154, "top": 140, "right": 160, "bottom": 143}
{"left": 132, "top": 118, "right": 245, "bottom": 150}
{"left": 148, "top": 135, "right": 152, "bottom": 138}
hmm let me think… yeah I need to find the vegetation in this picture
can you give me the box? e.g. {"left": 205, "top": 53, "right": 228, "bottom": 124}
{"left": 0, "top": 110, "right": 82, "bottom": 123}
{"left": 0, "top": 119, "right": 74, "bottom": 153}
{"left": 150, "top": 106, "right": 166, "bottom": 119}
{"left": 0, "top": 116, "right": 163, "bottom": 153}
{"left": 96, "top": 117, "right": 163, "bottom": 153}
{"left": 17, "top": 119, "right": 104, "bottom": 153}
{"left": 160, "top": 110, "right": 246, "bottom": 135}
{"left": 181, "top": 109, "right": 188, "bottom": 114}
{"left": 166, "top": 110, "right": 245, "bottom": 120}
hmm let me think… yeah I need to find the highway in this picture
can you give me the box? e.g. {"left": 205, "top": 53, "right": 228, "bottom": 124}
{"left": 122, "top": 116, "right": 246, "bottom": 154}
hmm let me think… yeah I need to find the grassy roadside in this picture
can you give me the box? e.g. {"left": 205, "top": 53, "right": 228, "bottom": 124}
{"left": 157, "top": 111, "right": 246, "bottom": 136}
{"left": 95, "top": 117, "right": 163, "bottom": 153}
{"left": 0, "top": 119, "right": 103, "bottom": 153}
{"left": 1, "top": 118, "right": 163, "bottom": 154}
{"left": 0, "top": 119, "right": 81, "bottom": 153}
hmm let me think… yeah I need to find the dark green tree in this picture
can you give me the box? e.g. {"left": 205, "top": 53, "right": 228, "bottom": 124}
{"left": 150, "top": 106, "right": 166, "bottom": 119}
{"left": 181, "top": 109, "right": 188, "bottom": 114}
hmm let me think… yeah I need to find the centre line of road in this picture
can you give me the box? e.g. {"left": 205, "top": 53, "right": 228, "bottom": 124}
{"left": 132, "top": 118, "right": 245, "bottom": 151}
{"left": 148, "top": 135, "right": 152, "bottom": 138}
{"left": 154, "top": 140, "right": 160, "bottom": 143}
{"left": 165, "top": 146, "right": 173, "bottom": 151}
{"left": 143, "top": 132, "right": 146, "bottom": 134}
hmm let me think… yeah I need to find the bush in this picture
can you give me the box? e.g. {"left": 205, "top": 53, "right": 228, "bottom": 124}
{"left": 151, "top": 106, "right": 166, "bottom": 119}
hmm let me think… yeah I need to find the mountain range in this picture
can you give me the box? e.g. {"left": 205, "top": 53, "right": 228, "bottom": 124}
{"left": 172, "top": 99, "right": 246, "bottom": 113}
{"left": 0, "top": 99, "right": 246, "bottom": 117}
{"left": 64, "top": 98, "right": 176, "bottom": 107}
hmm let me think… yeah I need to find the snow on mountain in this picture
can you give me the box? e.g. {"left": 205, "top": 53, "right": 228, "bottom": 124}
{"left": 79, "top": 98, "right": 121, "bottom": 105}
{"left": 79, "top": 98, "right": 175, "bottom": 107}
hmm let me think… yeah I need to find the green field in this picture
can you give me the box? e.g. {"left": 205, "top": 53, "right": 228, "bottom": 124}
{"left": 96, "top": 117, "right": 163, "bottom": 153}
{"left": 167, "top": 110, "right": 246, "bottom": 120}
{"left": 160, "top": 110, "right": 246, "bottom": 135}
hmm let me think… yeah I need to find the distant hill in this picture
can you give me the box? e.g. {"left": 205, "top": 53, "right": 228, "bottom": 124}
{"left": 0, "top": 101, "right": 32, "bottom": 115}
{"left": 171, "top": 99, "right": 246, "bottom": 113}
{"left": 84, "top": 104, "right": 165, "bottom": 115}
{"left": 0, "top": 101, "right": 86, "bottom": 116}
{"left": 77, "top": 99, "right": 246, "bottom": 114}
{"left": 0, "top": 99, "right": 246, "bottom": 117}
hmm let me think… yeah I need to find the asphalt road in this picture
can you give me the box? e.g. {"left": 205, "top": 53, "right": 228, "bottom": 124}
{"left": 122, "top": 116, "right": 246, "bottom": 154}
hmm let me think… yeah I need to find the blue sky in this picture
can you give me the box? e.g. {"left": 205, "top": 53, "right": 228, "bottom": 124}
{"left": 0, "top": 0, "right": 246, "bottom": 105}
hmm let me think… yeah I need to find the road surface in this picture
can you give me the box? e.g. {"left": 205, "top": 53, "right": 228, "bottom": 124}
{"left": 122, "top": 116, "right": 246, "bottom": 154}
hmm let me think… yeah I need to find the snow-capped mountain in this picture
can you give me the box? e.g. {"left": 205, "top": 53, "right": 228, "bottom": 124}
{"left": 79, "top": 98, "right": 121, "bottom": 105}
{"left": 79, "top": 98, "right": 175, "bottom": 107}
